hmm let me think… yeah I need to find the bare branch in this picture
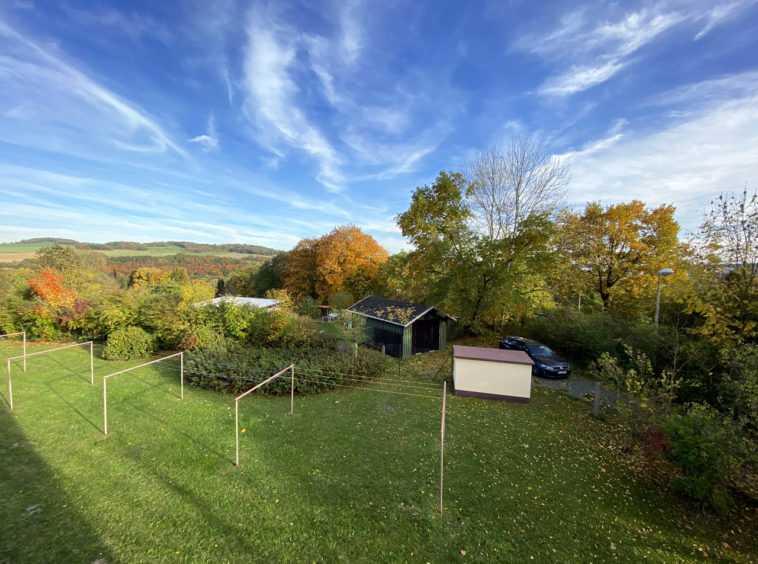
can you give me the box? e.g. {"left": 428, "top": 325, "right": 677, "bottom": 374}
{"left": 465, "top": 134, "right": 570, "bottom": 239}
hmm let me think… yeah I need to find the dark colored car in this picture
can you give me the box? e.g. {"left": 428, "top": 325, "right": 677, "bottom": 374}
{"left": 499, "top": 337, "right": 571, "bottom": 378}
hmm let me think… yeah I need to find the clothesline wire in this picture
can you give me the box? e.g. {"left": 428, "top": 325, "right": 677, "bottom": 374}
{"left": 184, "top": 358, "right": 443, "bottom": 388}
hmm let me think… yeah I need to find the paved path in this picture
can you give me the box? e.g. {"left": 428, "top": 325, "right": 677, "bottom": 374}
{"left": 531, "top": 374, "right": 624, "bottom": 404}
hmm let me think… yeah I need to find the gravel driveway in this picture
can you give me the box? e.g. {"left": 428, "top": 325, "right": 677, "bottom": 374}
{"left": 531, "top": 373, "right": 624, "bottom": 404}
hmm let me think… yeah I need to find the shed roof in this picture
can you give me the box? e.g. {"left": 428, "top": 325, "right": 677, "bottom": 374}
{"left": 347, "top": 296, "right": 435, "bottom": 327}
{"left": 453, "top": 345, "right": 534, "bottom": 366}
{"left": 197, "top": 296, "right": 279, "bottom": 309}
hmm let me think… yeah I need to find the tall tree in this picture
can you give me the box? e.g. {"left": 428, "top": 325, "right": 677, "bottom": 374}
{"left": 283, "top": 227, "right": 388, "bottom": 301}
{"left": 315, "top": 226, "right": 389, "bottom": 299}
{"left": 283, "top": 238, "right": 320, "bottom": 298}
{"left": 686, "top": 191, "right": 758, "bottom": 343}
{"left": 397, "top": 171, "right": 554, "bottom": 331}
{"left": 465, "top": 136, "right": 570, "bottom": 239}
{"left": 253, "top": 252, "right": 290, "bottom": 296}
{"left": 560, "top": 201, "right": 681, "bottom": 312}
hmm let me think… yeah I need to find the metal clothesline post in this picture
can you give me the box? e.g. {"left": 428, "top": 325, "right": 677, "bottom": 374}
{"left": 6, "top": 341, "right": 94, "bottom": 410}
{"left": 7, "top": 359, "right": 12, "bottom": 410}
{"left": 101, "top": 352, "right": 184, "bottom": 436}
{"left": 103, "top": 377, "right": 108, "bottom": 435}
{"left": 440, "top": 381, "right": 447, "bottom": 515}
{"left": 234, "top": 365, "right": 294, "bottom": 467}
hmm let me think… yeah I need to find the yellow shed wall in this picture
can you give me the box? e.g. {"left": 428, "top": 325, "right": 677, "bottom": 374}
{"left": 453, "top": 358, "right": 532, "bottom": 401}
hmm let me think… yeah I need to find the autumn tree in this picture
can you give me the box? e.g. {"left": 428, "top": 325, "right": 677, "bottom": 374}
{"left": 559, "top": 201, "right": 681, "bottom": 313}
{"left": 315, "top": 226, "right": 388, "bottom": 299}
{"left": 283, "top": 239, "right": 319, "bottom": 298}
{"left": 36, "top": 244, "right": 82, "bottom": 278}
{"left": 129, "top": 267, "right": 171, "bottom": 290}
{"left": 283, "top": 227, "right": 388, "bottom": 301}
{"left": 26, "top": 267, "right": 77, "bottom": 309}
{"left": 397, "top": 171, "right": 554, "bottom": 331}
{"left": 685, "top": 191, "right": 758, "bottom": 343}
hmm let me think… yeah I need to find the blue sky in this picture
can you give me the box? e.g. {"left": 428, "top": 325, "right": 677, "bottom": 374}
{"left": 0, "top": 0, "right": 756, "bottom": 252}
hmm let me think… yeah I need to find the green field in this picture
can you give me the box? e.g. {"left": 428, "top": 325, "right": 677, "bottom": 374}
{"left": 1, "top": 341, "right": 756, "bottom": 563}
{"left": 0, "top": 242, "right": 262, "bottom": 262}
{"left": 0, "top": 242, "right": 74, "bottom": 253}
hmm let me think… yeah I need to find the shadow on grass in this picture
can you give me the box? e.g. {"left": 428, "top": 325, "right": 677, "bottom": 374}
{"left": 43, "top": 380, "right": 102, "bottom": 434}
{"left": 0, "top": 408, "right": 113, "bottom": 564}
{"left": 120, "top": 397, "right": 235, "bottom": 466}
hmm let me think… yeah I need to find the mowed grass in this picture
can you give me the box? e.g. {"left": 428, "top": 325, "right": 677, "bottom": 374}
{"left": 1, "top": 342, "right": 756, "bottom": 564}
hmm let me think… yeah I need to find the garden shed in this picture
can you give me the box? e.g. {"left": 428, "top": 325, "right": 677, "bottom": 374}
{"left": 452, "top": 345, "right": 534, "bottom": 403}
{"left": 347, "top": 296, "right": 460, "bottom": 358}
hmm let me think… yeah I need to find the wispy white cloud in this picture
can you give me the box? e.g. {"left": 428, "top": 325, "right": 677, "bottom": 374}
{"left": 562, "top": 82, "right": 758, "bottom": 228}
{"left": 0, "top": 19, "right": 188, "bottom": 158}
{"left": 517, "top": 2, "right": 756, "bottom": 97}
{"left": 339, "top": 0, "right": 364, "bottom": 64}
{"left": 695, "top": 1, "right": 756, "bottom": 40}
{"left": 241, "top": 9, "right": 345, "bottom": 192}
{"left": 645, "top": 70, "right": 758, "bottom": 106}
{"left": 189, "top": 114, "right": 219, "bottom": 151}
{"left": 62, "top": 5, "right": 173, "bottom": 44}
{"left": 222, "top": 67, "right": 234, "bottom": 104}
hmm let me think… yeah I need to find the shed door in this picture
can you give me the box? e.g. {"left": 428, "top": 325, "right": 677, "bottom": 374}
{"left": 412, "top": 319, "right": 439, "bottom": 353}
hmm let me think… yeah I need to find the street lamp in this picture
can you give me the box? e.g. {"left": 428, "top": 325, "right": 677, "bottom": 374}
{"left": 655, "top": 268, "right": 675, "bottom": 327}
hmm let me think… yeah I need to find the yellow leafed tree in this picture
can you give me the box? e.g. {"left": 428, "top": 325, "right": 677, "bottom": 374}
{"left": 560, "top": 201, "right": 683, "bottom": 313}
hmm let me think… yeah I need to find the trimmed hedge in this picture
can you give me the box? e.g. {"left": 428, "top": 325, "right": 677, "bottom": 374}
{"left": 185, "top": 343, "right": 392, "bottom": 395}
{"left": 103, "top": 326, "right": 156, "bottom": 360}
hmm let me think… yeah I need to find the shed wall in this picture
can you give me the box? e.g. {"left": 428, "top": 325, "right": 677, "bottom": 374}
{"left": 365, "top": 318, "right": 404, "bottom": 357}
{"left": 453, "top": 358, "right": 531, "bottom": 403}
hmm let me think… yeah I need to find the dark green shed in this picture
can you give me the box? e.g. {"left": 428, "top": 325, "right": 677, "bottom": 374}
{"left": 347, "top": 296, "right": 459, "bottom": 358}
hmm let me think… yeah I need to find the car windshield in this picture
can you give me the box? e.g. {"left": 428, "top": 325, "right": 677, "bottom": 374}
{"left": 528, "top": 345, "right": 554, "bottom": 357}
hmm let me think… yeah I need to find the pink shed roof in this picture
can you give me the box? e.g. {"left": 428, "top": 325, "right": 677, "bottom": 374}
{"left": 453, "top": 345, "right": 534, "bottom": 366}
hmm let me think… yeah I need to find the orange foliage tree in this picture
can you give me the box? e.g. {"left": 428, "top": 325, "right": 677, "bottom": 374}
{"left": 26, "top": 268, "right": 77, "bottom": 310}
{"left": 284, "top": 226, "right": 389, "bottom": 301}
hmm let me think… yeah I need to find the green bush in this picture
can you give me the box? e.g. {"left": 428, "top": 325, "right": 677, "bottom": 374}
{"left": 662, "top": 406, "right": 735, "bottom": 513}
{"left": 178, "top": 325, "right": 225, "bottom": 351}
{"left": 103, "top": 326, "right": 156, "bottom": 360}
{"left": 513, "top": 306, "right": 664, "bottom": 370}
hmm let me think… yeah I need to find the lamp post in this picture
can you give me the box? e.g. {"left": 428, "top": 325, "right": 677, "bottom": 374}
{"left": 655, "top": 268, "right": 675, "bottom": 327}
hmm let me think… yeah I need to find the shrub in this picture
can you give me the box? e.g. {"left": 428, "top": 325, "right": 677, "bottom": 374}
{"left": 662, "top": 406, "right": 736, "bottom": 514}
{"left": 178, "top": 326, "right": 225, "bottom": 352}
{"left": 103, "top": 326, "right": 156, "bottom": 360}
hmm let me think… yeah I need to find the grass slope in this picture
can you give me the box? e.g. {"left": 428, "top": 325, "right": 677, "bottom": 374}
{"left": 1, "top": 342, "right": 756, "bottom": 563}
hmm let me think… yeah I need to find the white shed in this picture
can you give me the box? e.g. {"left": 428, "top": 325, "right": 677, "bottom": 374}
{"left": 452, "top": 345, "right": 534, "bottom": 403}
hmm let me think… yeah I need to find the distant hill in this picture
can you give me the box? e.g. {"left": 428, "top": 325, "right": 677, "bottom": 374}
{"left": 18, "top": 237, "right": 77, "bottom": 244}
{"left": 145, "top": 241, "right": 280, "bottom": 256}
{"left": 10, "top": 239, "right": 280, "bottom": 255}
{"left": 1, "top": 238, "right": 282, "bottom": 264}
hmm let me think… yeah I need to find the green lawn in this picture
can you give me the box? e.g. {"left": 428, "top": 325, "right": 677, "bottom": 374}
{"left": 1, "top": 341, "right": 756, "bottom": 563}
